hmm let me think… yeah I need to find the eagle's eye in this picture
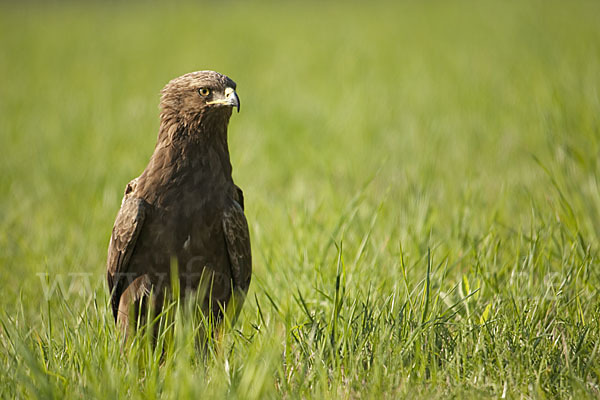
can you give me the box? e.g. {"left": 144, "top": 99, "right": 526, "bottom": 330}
{"left": 198, "top": 87, "right": 211, "bottom": 97}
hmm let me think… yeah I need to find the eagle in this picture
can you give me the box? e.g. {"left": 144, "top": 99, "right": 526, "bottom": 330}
{"left": 106, "top": 71, "right": 251, "bottom": 336}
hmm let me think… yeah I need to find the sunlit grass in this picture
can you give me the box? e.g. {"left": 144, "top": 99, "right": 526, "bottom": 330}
{"left": 0, "top": 0, "right": 599, "bottom": 398}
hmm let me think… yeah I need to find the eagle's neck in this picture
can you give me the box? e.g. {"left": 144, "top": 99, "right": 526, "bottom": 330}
{"left": 139, "top": 113, "right": 233, "bottom": 201}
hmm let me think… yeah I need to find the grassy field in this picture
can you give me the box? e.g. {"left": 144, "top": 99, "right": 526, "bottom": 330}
{"left": 1, "top": 0, "right": 599, "bottom": 398}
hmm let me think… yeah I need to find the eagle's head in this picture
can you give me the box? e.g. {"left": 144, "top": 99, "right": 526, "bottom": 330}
{"left": 159, "top": 70, "right": 240, "bottom": 130}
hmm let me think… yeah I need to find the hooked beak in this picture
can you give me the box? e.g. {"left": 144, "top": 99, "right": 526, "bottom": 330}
{"left": 207, "top": 87, "right": 240, "bottom": 112}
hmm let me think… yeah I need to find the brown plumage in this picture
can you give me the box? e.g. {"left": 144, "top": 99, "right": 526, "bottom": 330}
{"left": 106, "top": 71, "right": 251, "bottom": 335}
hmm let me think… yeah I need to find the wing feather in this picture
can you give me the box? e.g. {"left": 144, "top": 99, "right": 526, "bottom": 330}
{"left": 222, "top": 197, "right": 252, "bottom": 296}
{"left": 106, "top": 180, "right": 146, "bottom": 320}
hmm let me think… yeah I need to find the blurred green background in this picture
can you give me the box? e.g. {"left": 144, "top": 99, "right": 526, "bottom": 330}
{"left": 1, "top": 1, "right": 599, "bottom": 398}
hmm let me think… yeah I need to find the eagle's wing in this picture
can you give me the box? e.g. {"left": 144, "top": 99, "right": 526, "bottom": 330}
{"left": 222, "top": 191, "right": 252, "bottom": 301}
{"left": 107, "top": 180, "right": 146, "bottom": 321}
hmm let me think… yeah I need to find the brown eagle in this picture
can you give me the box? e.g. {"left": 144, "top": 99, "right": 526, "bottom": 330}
{"left": 106, "top": 71, "right": 251, "bottom": 335}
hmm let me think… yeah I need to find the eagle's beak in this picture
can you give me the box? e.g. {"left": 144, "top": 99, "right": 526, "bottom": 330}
{"left": 207, "top": 87, "right": 240, "bottom": 113}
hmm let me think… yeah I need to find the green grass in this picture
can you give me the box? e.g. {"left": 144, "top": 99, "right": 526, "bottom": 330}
{"left": 1, "top": 0, "right": 599, "bottom": 398}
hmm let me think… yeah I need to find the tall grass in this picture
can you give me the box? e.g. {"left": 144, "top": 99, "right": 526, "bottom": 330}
{"left": 1, "top": 0, "right": 599, "bottom": 398}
